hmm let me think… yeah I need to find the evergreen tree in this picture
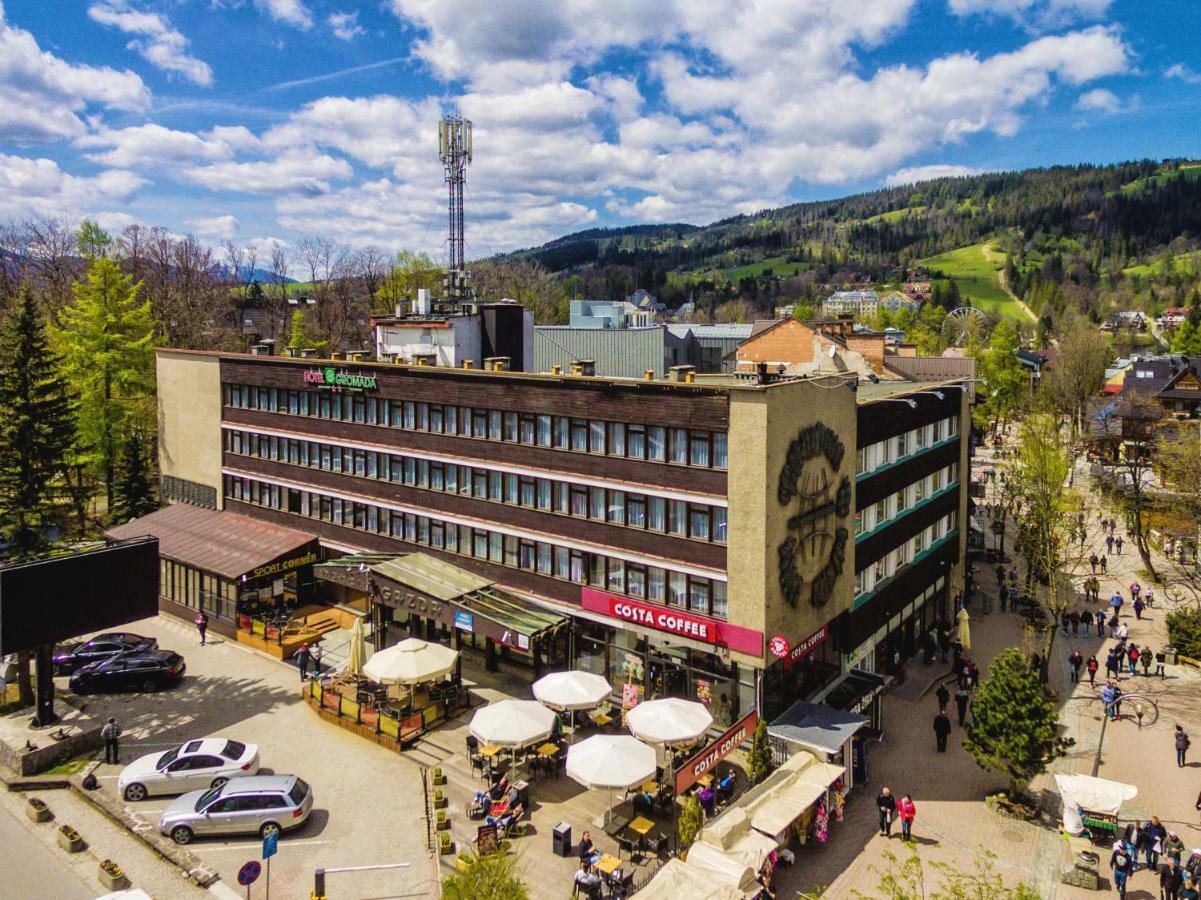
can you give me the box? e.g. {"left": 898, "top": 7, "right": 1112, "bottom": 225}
{"left": 747, "top": 719, "right": 774, "bottom": 784}
{"left": 963, "top": 648, "right": 1072, "bottom": 794}
{"left": 442, "top": 849, "right": 529, "bottom": 900}
{"left": 678, "top": 794, "right": 704, "bottom": 850}
{"left": 287, "top": 309, "right": 308, "bottom": 350}
{"left": 0, "top": 287, "right": 76, "bottom": 554}
{"left": 979, "top": 319, "right": 1027, "bottom": 430}
{"left": 52, "top": 256, "right": 155, "bottom": 519}
{"left": 112, "top": 429, "right": 157, "bottom": 523}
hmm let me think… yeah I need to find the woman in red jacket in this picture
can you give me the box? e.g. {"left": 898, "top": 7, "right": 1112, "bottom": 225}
{"left": 897, "top": 794, "right": 917, "bottom": 842}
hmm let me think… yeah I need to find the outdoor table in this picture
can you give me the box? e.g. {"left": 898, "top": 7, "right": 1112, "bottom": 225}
{"left": 595, "top": 854, "right": 622, "bottom": 876}
{"left": 537, "top": 742, "right": 560, "bottom": 757}
{"left": 696, "top": 772, "right": 715, "bottom": 788}
{"left": 627, "top": 815, "right": 655, "bottom": 861}
{"left": 480, "top": 744, "right": 502, "bottom": 758}
{"left": 592, "top": 711, "right": 613, "bottom": 727}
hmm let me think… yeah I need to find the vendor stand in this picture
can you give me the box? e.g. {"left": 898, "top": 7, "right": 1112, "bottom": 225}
{"left": 1054, "top": 774, "right": 1137, "bottom": 844}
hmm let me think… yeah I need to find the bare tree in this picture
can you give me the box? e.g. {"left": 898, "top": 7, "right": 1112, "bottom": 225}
{"left": 297, "top": 235, "right": 335, "bottom": 303}
{"left": 0, "top": 220, "right": 33, "bottom": 307}
{"left": 25, "top": 218, "right": 80, "bottom": 318}
{"left": 1114, "top": 395, "right": 1163, "bottom": 583}
{"left": 267, "top": 242, "right": 292, "bottom": 343}
{"left": 469, "top": 257, "right": 568, "bottom": 324}
{"left": 1048, "top": 317, "right": 1110, "bottom": 437}
{"left": 355, "top": 246, "right": 389, "bottom": 305}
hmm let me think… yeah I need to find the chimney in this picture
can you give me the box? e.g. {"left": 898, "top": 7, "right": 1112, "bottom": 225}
{"left": 551, "top": 364, "right": 562, "bottom": 375}
{"left": 301, "top": 348, "right": 319, "bottom": 359}
{"left": 572, "top": 359, "right": 596, "bottom": 376}
{"left": 670, "top": 365, "right": 696, "bottom": 383}
{"left": 461, "top": 359, "right": 473, "bottom": 369}
{"left": 413, "top": 352, "right": 436, "bottom": 367}
{"left": 644, "top": 369, "right": 654, "bottom": 381}
{"left": 756, "top": 361, "right": 769, "bottom": 384}
{"left": 484, "top": 356, "right": 510, "bottom": 372}
{"left": 414, "top": 288, "right": 432, "bottom": 316}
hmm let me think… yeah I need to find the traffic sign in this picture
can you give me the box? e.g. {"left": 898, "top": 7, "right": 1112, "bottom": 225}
{"left": 237, "top": 861, "right": 262, "bottom": 886}
{"left": 263, "top": 830, "right": 279, "bottom": 860}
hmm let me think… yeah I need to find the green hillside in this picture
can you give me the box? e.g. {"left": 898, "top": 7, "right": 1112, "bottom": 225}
{"left": 919, "top": 242, "right": 1032, "bottom": 321}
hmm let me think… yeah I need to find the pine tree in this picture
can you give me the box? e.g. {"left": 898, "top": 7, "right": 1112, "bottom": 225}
{"left": 678, "top": 794, "right": 704, "bottom": 850}
{"left": 747, "top": 719, "right": 774, "bottom": 784}
{"left": 0, "top": 287, "right": 76, "bottom": 554}
{"left": 112, "top": 429, "right": 157, "bottom": 523}
{"left": 52, "top": 256, "right": 155, "bottom": 520}
{"left": 963, "top": 648, "right": 1073, "bottom": 795}
{"left": 287, "top": 309, "right": 308, "bottom": 350}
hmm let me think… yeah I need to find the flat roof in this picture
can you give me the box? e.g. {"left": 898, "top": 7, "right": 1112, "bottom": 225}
{"left": 105, "top": 503, "right": 318, "bottom": 581}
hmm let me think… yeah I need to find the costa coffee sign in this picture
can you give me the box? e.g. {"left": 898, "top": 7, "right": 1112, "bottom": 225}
{"left": 674, "top": 711, "right": 758, "bottom": 795}
{"left": 580, "top": 589, "right": 763, "bottom": 656}
{"left": 783, "top": 625, "right": 829, "bottom": 669}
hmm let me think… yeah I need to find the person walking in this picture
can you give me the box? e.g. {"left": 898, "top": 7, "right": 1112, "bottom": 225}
{"left": 1141, "top": 651, "right": 1152, "bottom": 677}
{"left": 1069, "top": 650, "right": 1083, "bottom": 683}
{"left": 1144, "top": 816, "right": 1166, "bottom": 870}
{"left": 1111, "top": 840, "right": 1134, "bottom": 898}
{"left": 1164, "top": 831, "right": 1186, "bottom": 866}
{"left": 195, "top": 611, "right": 208, "bottom": 646}
{"left": 1111, "top": 591, "right": 1124, "bottom": 616}
{"left": 1130, "top": 581, "right": 1141, "bottom": 603}
{"left": 1127, "top": 645, "right": 1140, "bottom": 676}
{"left": 1100, "top": 554, "right": 1107, "bottom": 573}
{"left": 876, "top": 787, "right": 897, "bottom": 836}
{"left": 967, "top": 661, "right": 980, "bottom": 690}
{"left": 1145, "top": 587, "right": 1154, "bottom": 608}
{"left": 1090, "top": 552, "right": 1099, "bottom": 574}
{"left": 1176, "top": 725, "right": 1191, "bottom": 768}
{"left": 1102, "top": 682, "right": 1118, "bottom": 720}
{"left": 101, "top": 716, "right": 121, "bottom": 764}
{"left": 934, "top": 711, "right": 952, "bottom": 752}
{"left": 1157, "top": 648, "right": 1167, "bottom": 679}
{"left": 1121, "top": 820, "right": 1142, "bottom": 871}
{"left": 1081, "top": 608, "right": 1093, "bottom": 637}
{"left": 897, "top": 794, "right": 917, "bottom": 842}
{"left": 1116, "top": 622, "right": 1129, "bottom": 643}
{"left": 294, "top": 643, "right": 311, "bottom": 681}
{"left": 954, "top": 686, "right": 971, "bottom": 727}
{"left": 1086, "top": 655, "right": 1099, "bottom": 686}
{"left": 1133, "top": 597, "right": 1144, "bottom": 621}
{"left": 1106, "top": 534, "right": 1115, "bottom": 554}
{"left": 1162, "top": 860, "right": 1184, "bottom": 900}
{"left": 1070, "top": 610, "right": 1080, "bottom": 636}
{"left": 1116, "top": 535, "right": 1124, "bottom": 554}
{"left": 935, "top": 682, "right": 950, "bottom": 713}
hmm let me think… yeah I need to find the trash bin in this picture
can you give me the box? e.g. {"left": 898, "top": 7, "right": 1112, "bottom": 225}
{"left": 1164, "top": 645, "right": 1178, "bottom": 665}
{"left": 552, "top": 822, "right": 572, "bottom": 857}
{"left": 513, "top": 779, "right": 530, "bottom": 810}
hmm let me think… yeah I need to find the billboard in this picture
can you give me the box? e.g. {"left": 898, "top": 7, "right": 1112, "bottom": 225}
{"left": 0, "top": 538, "right": 160, "bottom": 655}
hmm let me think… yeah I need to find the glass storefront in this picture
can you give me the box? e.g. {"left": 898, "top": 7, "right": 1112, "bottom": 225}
{"left": 762, "top": 640, "right": 841, "bottom": 723}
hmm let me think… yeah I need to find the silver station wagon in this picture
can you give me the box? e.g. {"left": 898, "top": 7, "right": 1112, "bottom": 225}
{"left": 158, "top": 775, "right": 313, "bottom": 845}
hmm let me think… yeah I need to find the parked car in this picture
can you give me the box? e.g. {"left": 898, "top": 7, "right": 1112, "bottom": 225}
{"left": 52, "top": 633, "right": 157, "bottom": 675}
{"left": 68, "top": 650, "right": 185, "bottom": 694}
{"left": 159, "top": 775, "right": 313, "bottom": 845}
{"left": 119, "top": 738, "right": 260, "bottom": 801}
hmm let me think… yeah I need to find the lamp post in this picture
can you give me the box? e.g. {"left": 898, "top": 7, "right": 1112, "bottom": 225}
{"left": 1089, "top": 691, "right": 1160, "bottom": 777}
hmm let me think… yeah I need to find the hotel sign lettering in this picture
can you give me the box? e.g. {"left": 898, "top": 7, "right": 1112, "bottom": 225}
{"left": 303, "top": 366, "right": 379, "bottom": 391}
{"left": 369, "top": 579, "right": 444, "bottom": 619}
{"left": 674, "top": 711, "right": 758, "bottom": 795}
{"left": 243, "top": 550, "right": 318, "bottom": 581}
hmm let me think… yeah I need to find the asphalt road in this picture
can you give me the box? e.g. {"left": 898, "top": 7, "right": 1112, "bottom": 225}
{"left": 0, "top": 793, "right": 94, "bottom": 900}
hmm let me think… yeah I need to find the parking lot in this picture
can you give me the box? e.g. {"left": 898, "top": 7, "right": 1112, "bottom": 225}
{"left": 69, "top": 615, "right": 436, "bottom": 900}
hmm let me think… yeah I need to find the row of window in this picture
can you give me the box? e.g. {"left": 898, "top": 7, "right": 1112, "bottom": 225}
{"left": 224, "top": 475, "right": 729, "bottom": 618}
{"left": 856, "top": 416, "right": 959, "bottom": 477}
{"left": 225, "top": 429, "right": 728, "bottom": 544}
{"left": 854, "top": 464, "right": 959, "bottom": 537}
{"left": 223, "top": 385, "right": 728, "bottom": 469}
{"left": 854, "top": 512, "right": 958, "bottom": 597}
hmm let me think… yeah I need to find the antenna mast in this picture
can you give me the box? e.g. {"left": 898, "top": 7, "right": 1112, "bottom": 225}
{"left": 438, "top": 114, "right": 472, "bottom": 302}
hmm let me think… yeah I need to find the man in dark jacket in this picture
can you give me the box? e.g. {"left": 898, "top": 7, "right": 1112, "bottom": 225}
{"left": 933, "top": 712, "right": 952, "bottom": 752}
{"left": 1177, "top": 726, "right": 1191, "bottom": 768}
{"left": 876, "top": 787, "right": 897, "bottom": 836}
{"left": 1144, "top": 816, "right": 1166, "bottom": 870}
{"left": 935, "top": 683, "right": 950, "bottom": 713}
{"left": 1161, "top": 860, "right": 1184, "bottom": 900}
{"left": 1111, "top": 842, "right": 1134, "bottom": 898}
{"left": 955, "top": 688, "right": 971, "bottom": 726}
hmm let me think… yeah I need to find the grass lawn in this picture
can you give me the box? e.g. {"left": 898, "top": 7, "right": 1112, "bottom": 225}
{"left": 865, "top": 206, "right": 926, "bottom": 224}
{"left": 684, "top": 254, "right": 799, "bottom": 283}
{"left": 43, "top": 756, "right": 91, "bottom": 776}
{"left": 919, "top": 241, "right": 1033, "bottom": 321}
{"left": 1122, "top": 249, "right": 1201, "bottom": 278}
{"left": 1119, "top": 164, "right": 1201, "bottom": 195}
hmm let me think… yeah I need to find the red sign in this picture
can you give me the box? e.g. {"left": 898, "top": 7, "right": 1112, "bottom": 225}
{"left": 768, "top": 635, "right": 790, "bottom": 659}
{"left": 674, "top": 711, "right": 758, "bottom": 795}
{"left": 783, "top": 625, "right": 829, "bottom": 669}
{"left": 581, "top": 589, "right": 763, "bottom": 656}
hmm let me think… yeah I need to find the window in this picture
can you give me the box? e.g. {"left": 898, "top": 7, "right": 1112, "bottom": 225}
{"left": 489, "top": 411, "right": 502, "bottom": 440}
{"left": 648, "top": 567, "right": 665, "bottom": 601}
{"left": 713, "top": 433, "right": 728, "bottom": 469}
{"left": 669, "top": 429, "right": 688, "bottom": 463}
{"left": 609, "top": 422, "right": 625, "bottom": 457}
{"left": 689, "top": 506, "right": 710, "bottom": 540}
{"left": 712, "top": 581, "right": 727, "bottom": 618}
{"left": 570, "top": 420, "right": 588, "bottom": 451}
{"left": 590, "top": 486, "right": 606, "bottom": 520}
{"left": 627, "top": 495, "right": 647, "bottom": 528}
{"left": 667, "top": 572, "right": 686, "bottom": 607}
{"left": 627, "top": 564, "right": 646, "bottom": 599}
{"left": 648, "top": 497, "right": 666, "bottom": 531}
{"left": 627, "top": 425, "right": 646, "bottom": 459}
{"left": 589, "top": 420, "right": 606, "bottom": 454}
{"left": 608, "top": 490, "right": 626, "bottom": 524}
{"left": 503, "top": 412, "right": 518, "bottom": 442}
{"left": 648, "top": 426, "right": 666, "bottom": 461}
{"left": 668, "top": 501, "right": 687, "bottom": 535}
{"left": 688, "top": 577, "right": 711, "bottom": 613}
{"left": 519, "top": 414, "right": 535, "bottom": 444}
{"left": 689, "top": 432, "right": 710, "bottom": 467}
{"left": 536, "top": 414, "right": 552, "bottom": 446}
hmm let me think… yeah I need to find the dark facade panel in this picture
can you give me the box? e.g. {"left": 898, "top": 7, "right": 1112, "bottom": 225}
{"left": 856, "top": 390, "right": 963, "bottom": 444}
{"left": 856, "top": 440, "right": 961, "bottom": 510}
{"left": 853, "top": 488, "right": 960, "bottom": 571}
{"left": 223, "top": 453, "right": 728, "bottom": 571}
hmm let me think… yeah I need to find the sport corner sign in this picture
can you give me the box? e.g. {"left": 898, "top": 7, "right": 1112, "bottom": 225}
{"left": 674, "top": 711, "right": 758, "bottom": 795}
{"left": 303, "top": 366, "right": 379, "bottom": 391}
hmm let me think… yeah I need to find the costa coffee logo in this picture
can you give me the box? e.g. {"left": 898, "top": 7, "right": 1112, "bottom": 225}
{"left": 768, "top": 635, "right": 790, "bottom": 658}
{"left": 611, "top": 601, "right": 712, "bottom": 641}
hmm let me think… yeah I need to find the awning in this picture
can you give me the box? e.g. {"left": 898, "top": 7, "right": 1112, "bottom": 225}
{"left": 814, "top": 669, "right": 887, "bottom": 716}
{"left": 750, "top": 780, "right": 827, "bottom": 836}
{"left": 105, "top": 504, "right": 319, "bottom": 583}
{"left": 682, "top": 842, "right": 759, "bottom": 892}
{"left": 768, "top": 699, "right": 868, "bottom": 755}
{"left": 636, "top": 859, "right": 745, "bottom": 900}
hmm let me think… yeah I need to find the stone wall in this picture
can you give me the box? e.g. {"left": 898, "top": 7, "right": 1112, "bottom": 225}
{"left": 0, "top": 725, "right": 103, "bottom": 776}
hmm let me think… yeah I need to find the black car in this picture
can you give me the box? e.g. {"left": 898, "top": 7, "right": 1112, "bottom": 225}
{"left": 52, "top": 633, "right": 157, "bottom": 675}
{"left": 69, "top": 650, "right": 186, "bottom": 694}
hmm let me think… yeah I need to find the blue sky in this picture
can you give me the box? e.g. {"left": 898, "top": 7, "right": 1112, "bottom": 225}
{"left": 1, "top": 0, "right": 1199, "bottom": 264}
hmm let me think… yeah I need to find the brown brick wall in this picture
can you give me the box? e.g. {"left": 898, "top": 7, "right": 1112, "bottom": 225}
{"left": 734, "top": 319, "right": 816, "bottom": 370}
{"left": 845, "top": 333, "right": 886, "bottom": 374}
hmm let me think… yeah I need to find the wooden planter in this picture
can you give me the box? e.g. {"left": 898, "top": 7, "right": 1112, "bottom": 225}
{"left": 26, "top": 799, "right": 51, "bottom": 823}
{"left": 97, "top": 862, "right": 128, "bottom": 892}
{"left": 433, "top": 790, "right": 447, "bottom": 809}
{"left": 454, "top": 852, "right": 472, "bottom": 873}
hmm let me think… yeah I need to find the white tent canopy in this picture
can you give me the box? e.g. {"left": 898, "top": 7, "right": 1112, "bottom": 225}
{"left": 532, "top": 670, "right": 611, "bottom": 711}
{"left": 1055, "top": 773, "right": 1138, "bottom": 834}
{"left": 566, "top": 734, "right": 657, "bottom": 789}
{"left": 469, "top": 700, "right": 557, "bottom": 749}
{"left": 697, "top": 808, "right": 779, "bottom": 871}
{"left": 635, "top": 859, "right": 745, "bottom": 900}
{"left": 627, "top": 698, "right": 713, "bottom": 745}
{"left": 362, "top": 637, "right": 458, "bottom": 685}
{"left": 683, "top": 841, "right": 759, "bottom": 892}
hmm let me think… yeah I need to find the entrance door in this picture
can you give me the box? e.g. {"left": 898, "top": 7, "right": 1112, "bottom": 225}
{"left": 647, "top": 651, "right": 687, "bottom": 700}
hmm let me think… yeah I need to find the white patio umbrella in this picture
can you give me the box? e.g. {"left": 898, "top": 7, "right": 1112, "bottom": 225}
{"left": 345, "top": 616, "right": 366, "bottom": 677}
{"left": 567, "top": 734, "right": 658, "bottom": 824}
{"left": 532, "top": 670, "right": 612, "bottom": 742}
{"left": 470, "top": 699, "right": 557, "bottom": 749}
{"left": 957, "top": 606, "right": 972, "bottom": 652}
{"left": 627, "top": 698, "right": 713, "bottom": 746}
{"left": 363, "top": 637, "right": 458, "bottom": 685}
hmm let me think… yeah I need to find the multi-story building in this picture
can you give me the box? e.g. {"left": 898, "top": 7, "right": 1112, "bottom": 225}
{"left": 138, "top": 348, "right": 969, "bottom": 729}
{"left": 821, "top": 290, "right": 880, "bottom": 318}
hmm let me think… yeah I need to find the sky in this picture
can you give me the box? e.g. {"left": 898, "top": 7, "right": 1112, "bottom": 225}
{"left": 1, "top": 0, "right": 1199, "bottom": 265}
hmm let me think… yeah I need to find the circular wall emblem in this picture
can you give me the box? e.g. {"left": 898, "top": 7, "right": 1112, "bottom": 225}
{"left": 324, "top": 366, "right": 337, "bottom": 384}
{"left": 768, "top": 635, "right": 790, "bottom": 658}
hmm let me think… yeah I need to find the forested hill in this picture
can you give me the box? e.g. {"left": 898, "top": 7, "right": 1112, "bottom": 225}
{"left": 507, "top": 159, "right": 1201, "bottom": 323}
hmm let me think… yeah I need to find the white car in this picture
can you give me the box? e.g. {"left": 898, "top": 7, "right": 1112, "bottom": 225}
{"left": 118, "top": 738, "right": 259, "bottom": 801}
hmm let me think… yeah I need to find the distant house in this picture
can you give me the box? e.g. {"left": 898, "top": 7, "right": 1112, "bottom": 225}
{"left": 905, "top": 281, "right": 932, "bottom": 301}
{"left": 880, "top": 290, "right": 921, "bottom": 313}
{"left": 1157, "top": 308, "right": 1188, "bottom": 330}
{"left": 1121, "top": 355, "right": 1201, "bottom": 419}
{"left": 625, "top": 289, "right": 666, "bottom": 319}
{"left": 1017, "top": 348, "right": 1057, "bottom": 392}
{"left": 821, "top": 290, "right": 880, "bottom": 318}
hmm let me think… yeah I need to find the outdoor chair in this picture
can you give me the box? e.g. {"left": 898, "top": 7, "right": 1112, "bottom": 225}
{"left": 615, "top": 833, "right": 636, "bottom": 859}
{"left": 651, "top": 833, "right": 670, "bottom": 859}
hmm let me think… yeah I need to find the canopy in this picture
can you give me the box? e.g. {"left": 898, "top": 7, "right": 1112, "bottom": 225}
{"left": 627, "top": 698, "right": 713, "bottom": 745}
{"left": 635, "top": 859, "right": 745, "bottom": 900}
{"left": 1055, "top": 773, "right": 1138, "bottom": 834}
{"left": 768, "top": 700, "right": 867, "bottom": 755}
{"left": 683, "top": 841, "right": 759, "bottom": 892}
{"left": 345, "top": 616, "right": 366, "bottom": 677}
{"left": 566, "top": 734, "right": 657, "bottom": 790}
{"left": 532, "top": 670, "right": 611, "bottom": 711}
{"left": 363, "top": 638, "right": 458, "bottom": 685}
{"left": 469, "top": 700, "right": 557, "bottom": 749}
{"left": 698, "top": 808, "right": 779, "bottom": 869}
{"left": 751, "top": 780, "right": 826, "bottom": 837}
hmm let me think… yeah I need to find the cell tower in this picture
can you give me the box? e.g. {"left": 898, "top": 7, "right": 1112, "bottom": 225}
{"left": 438, "top": 114, "right": 472, "bottom": 302}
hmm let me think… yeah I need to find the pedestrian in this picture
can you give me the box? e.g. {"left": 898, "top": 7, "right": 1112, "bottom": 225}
{"left": 1090, "top": 552, "right": 1099, "bottom": 574}
{"left": 1116, "top": 535, "right": 1124, "bottom": 554}
{"left": 310, "top": 643, "right": 323, "bottom": 678}
{"left": 934, "top": 711, "right": 952, "bottom": 752}
{"left": 1164, "top": 831, "right": 1186, "bottom": 866}
{"left": 1110, "top": 520, "right": 1117, "bottom": 535}
{"left": 897, "top": 794, "right": 917, "bottom": 842}
{"left": 1128, "top": 644, "right": 1139, "bottom": 676}
{"left": 1100, "top": 555, "right": 1107, "bottom": 573}
{"left": 1130, "top": 581, "right": 1141, "bottom": 602}
{"left": 1086, "top": 655, "right": 1099, "bottom": 686}
{"left": 1145, "top": 587, "right": 1154, "bottom": 608}
{"left": 294, "top": 643, "right": 311, "bottom": 681}
{"left": 1069, "top": 650, "right": 1083, "bottom": 683}
{"left": 1157, "top": 649, "right": 1167, "bottom": 679}
{"left": 1133, "top": 597, "right": 1144, "bottom": 620}
{"left": 195, "top": 610, "right": 208, "bottom": 645}
{"left": 937, "top": 629, "right": 950, "bottom": 663}
{"left": 1144, "top": 816, "right": 1166, "bottom": 870}
{"left": 101, "top": 716, "right": 121, "bottom": 764}
{"left": 1116, "top": 622, "right": 1129, "bottom": 643}
{"left": 1111, "top": 592, "right": 1124, "bottom": 615}
{"left": 1061, "top": 611, "right": 1072, "bottom": 636}
{"left": 953, "top": 654, "right": 967, "bottom": 689}
{"left": 1112, "top": 685, "right": 1123, "bottom": 719}
{"left": 1081, "top": 609, "right": 1093, "bottom": 637}
{"left": 954, "top": 687, "right": 970, "bottom": 726}
{"left": 1122, "top": 820, "right": 1143, "bottom": 871}
{"left": 1111, "top": 839, "right": 1133, "bottom": 898}
{"left": 1070, "top": 610, "right": 1080, "bottom": 635}
{"left": 877, "top": 787, "right": 896, "bottom": 836}
{"left": 1106, "top": 534, "right": 1115, "bottom": 554}
{"left": 967, "top": 661, "right": 980, "bottom": 690}
{"left": 1176, "top": 725, "right": 1191, "bottom": 768}
{"left": 935, "top": 682, "right": 950, "bottom": 713}
{"left": 1141, "top": 651, "right": 1152, "bottom": 677}
{"left": 1162, "top": 860, "right": 1184, "bottom": 900}
{"left": 1105, "top": 651, "right": 1119, "bottom": 679}
{"left": 1109, "top": 615, "right": 1120, "bottom": 640}
{"left": 1102, "top": 682, "right": 1118, "bottom": 720}
{"left": 999, "top": 583, "right": 1008, "bottom": 612}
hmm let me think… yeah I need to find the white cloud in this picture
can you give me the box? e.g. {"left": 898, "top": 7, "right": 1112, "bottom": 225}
{"left": 87, "top": 1, "right": 213, "bottom": 87}
{"left": 885, "top": 164, "right": 983, "bottom": 186}
{"left": 188, "top": 214, "right": 239, "bottom": 240}
{"left": 182, "top": 149, "right": 353, "bottom": 195}
{"left": 75, "top": 124, "right": 233, "bottom": 167}
{"left": 1075, "top": 87, "right": 1120, "bottom": 113}
{"left": 0, "top": 3, "right": 148, "bottom": 142}
{"left": 948, "top": 0, "right": 1111, "bottom": 28}
{"left": 255, "top": 0, "right": 313, "bottom": 30}
{"left": 328, "top": 11, "right": 363, "bottom": 41}
{"left": 0, "top": 152, "right": 145, "bottom": 220}
{"left": 1166, "top": 63, "right": 1201, "bottom": 85}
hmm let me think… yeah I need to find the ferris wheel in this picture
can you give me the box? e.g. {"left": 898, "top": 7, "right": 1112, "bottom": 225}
{"left": 941, "top": 306, "right": 990, "bottom": 347}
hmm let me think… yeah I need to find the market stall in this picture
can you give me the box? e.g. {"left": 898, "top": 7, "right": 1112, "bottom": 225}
{"left": 1054, "top": 773, "right": 1137, "bottom": 843}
